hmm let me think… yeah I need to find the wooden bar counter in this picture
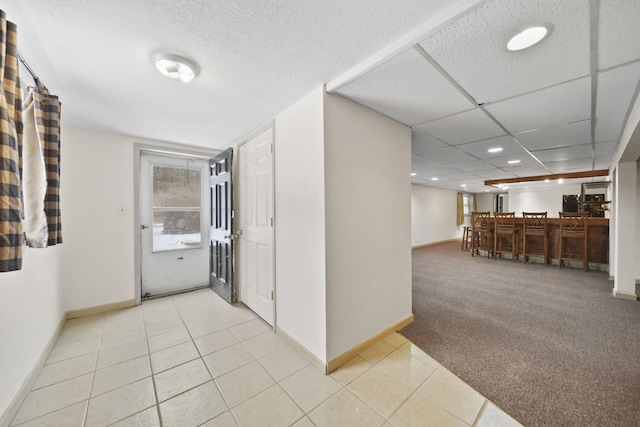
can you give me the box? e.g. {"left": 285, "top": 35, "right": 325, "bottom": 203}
{"left": 483, "top": 217, "right": 609, "bottom": 269}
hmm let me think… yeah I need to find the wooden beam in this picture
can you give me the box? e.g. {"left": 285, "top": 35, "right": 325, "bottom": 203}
{"left": 484, "top": 169, "right": 610, "bottom": 187}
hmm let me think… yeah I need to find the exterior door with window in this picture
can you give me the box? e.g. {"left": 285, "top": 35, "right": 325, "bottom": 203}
{"left": 140, "top": 153, "right": 210, "bottom": 298}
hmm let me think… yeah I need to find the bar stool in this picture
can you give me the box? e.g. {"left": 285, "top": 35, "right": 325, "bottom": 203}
{"left": 494, "top": 212, "right": 519, "bottom": 261}
{"left": 461, "top": 226, "right": 472, "bottom": 251}
{"left": 471, "top": 212, "right": 493, "bottom": 258}
{"left": 522, "top": 212, "right": 548, "bottom": 265}
{"left": 558, "top": 212, "right": 589, "bottom": 271}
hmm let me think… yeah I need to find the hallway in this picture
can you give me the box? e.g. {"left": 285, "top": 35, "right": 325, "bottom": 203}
{"left": 10, "top": 288, "right": 519, "bottom": 426}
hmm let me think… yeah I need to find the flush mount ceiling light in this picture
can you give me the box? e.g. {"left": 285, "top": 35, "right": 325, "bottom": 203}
{"left": 431, "top": 177, "right": 439, "bottom": 181}
{"left": 507, "top": 159, "right": 521, "bottom": 164}
{"left": 411, "top": 172, "right": 417, "bottom": 176}
{"left": 507, "top": 25, "right": 553, "bottom": 51}
{"left": 488, "top": 147, "right": 503, "bottom": 153}
{"left": 154, "top": 53, "right": 199, "bottom": 83}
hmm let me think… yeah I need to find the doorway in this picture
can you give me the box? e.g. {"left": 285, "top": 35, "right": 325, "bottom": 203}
{"left": 139, "top": 152, "right": 210, "bottom": 298}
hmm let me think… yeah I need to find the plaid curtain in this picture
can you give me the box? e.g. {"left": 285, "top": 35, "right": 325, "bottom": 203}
{"left": 0, "top": 11, "right": 23, "bottom": 271}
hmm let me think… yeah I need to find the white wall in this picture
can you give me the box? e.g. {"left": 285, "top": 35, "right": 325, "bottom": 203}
{"left": 612, "top": 161, "right": 637, "bottom": 297}
{"left": 61, "top": 127, "right": 218, "bottom": 311}
{"left": 274, "top": 88, "right": 328, "bottom": 362}
{"left": 0, "top": 247, "right": 64, "bottom": 420}
{"left": 508, "top": 184, "right": 581, "bottom": 218}
{"left": 324, "top": 94, "right": 412, "bottom": 361}
{"left": 61, "top": 128, "right": 137, "bottom": 310}
{"left": 637, "top": 161, "right": 640, "bottom": 280}
{"left": 1, "top": 127, "right": 217, "bottom": 421}
{"left": 411, "top": 185, "right": 461, "bottom": 246}
{"left": 476, "top": 193, "right": 494, "bottom": 213}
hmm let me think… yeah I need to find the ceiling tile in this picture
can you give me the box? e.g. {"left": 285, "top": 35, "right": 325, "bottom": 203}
{"left": 411, "top": 129, "right": 448, "bottom": 157}
{"left": 439, "top": 171, "right": 480, "bottom": 182}
{"left": 595, "top": 140, "right": 617, "bottom": 158}
{"left": 419, "top": 147, "right": 476, "bottom": 164}
{"left": 545, "top": 158, "right": 594, "bottom": 173}
{"left": 334, "top": 48, "right": 475, "bottom": 125}
{"left": 419, "top": 0, "right": 590, "bottom": 103}
{"left": 411, "top": 156, "right": 456, "bottom": 176}
{"left": 473, "top": 169, "right": 516, "bottom": 179}
{"left": 599, "top": 0, "right": 640, "bottom": 69}
{"left": 456, "top": 135, "right": 529, "bottom": 159}
{"left": 515, "top": 120, "right": 591, "bottom": 150}
{"left": 486, "top": 153, "right": 537, "bottom": 168}
{"left": 594, "top": 156, "right": 612, "bottom": 170}
{"left": 597, "top": 62, "right": 640, "bottom": 118}
{"left": 485, "top": 77, "right": 591, "bottom": 133}
{"left": 450, "top": 159, "right": 496, "bottom": 172}
{"left": 502, "top": 164, "right": 551, "bottom": 177}
{"left": 532, "top": 144, "right": 593, "bottom": 162}
{"left": 595, "top": 114, "right": 625, "bottom": 142}
{"left": 415, "top": 108, "right": 505, "bottom": 145}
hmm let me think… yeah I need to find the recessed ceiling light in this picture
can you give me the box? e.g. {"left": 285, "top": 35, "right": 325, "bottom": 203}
{"left": 507, "top": 25, "right": 553, "bottom": 51}
{"left": 411, "top": 172, "right": 417, "bottom": 176}
{"left": 460, "top": 184, "right": 467, "bottom": 187}
{"left": 558, "top": 178, "right": 564, "bottom": 184}
{"left": 507, "top": 160, "right": 521, "bottom": 164}
{"left": 488, "top": 147, "right": 503, "bottom": 153}
{"left": 485, "top": 189, "right": 490, "bottom": 192}
{"left": 154, "top": 53, "right": 199, "bottom": 83}
{"left": 544, "top": 179, "right": 550, "bottom": 183}
{"left": 431, "top": 177, "right": 439, "bottom": 181}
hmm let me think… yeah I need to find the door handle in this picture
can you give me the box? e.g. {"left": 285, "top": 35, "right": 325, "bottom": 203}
{"left": 223, "top": 230, "right": 243, "bottom": 240}
{"left": 141, "top": 225, "right": 149, "bottom": 230}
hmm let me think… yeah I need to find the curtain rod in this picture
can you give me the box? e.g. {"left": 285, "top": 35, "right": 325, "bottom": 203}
{"left": 17, "top": 50, "right": 39, "bottom": 83}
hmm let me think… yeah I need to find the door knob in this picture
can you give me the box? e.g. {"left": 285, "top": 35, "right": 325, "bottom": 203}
{"left": 223, "top": 230, "right": 243, "bottom": 240}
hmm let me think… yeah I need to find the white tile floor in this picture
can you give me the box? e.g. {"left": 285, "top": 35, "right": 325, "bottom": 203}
{"left": 10, "top": 288, "right": 522, "bottom": 426}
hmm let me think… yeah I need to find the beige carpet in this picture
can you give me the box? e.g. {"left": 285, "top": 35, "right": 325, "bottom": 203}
{"left": 401, "top": 241, "right": 640, "bottom": 427}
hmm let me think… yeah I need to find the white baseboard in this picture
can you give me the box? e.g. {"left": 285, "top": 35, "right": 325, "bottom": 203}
{"left": 1, "top": 299, "right": 137, "bottom": 426}
{"left": 0, "top": 314, "right": 66, "bottom": 427}
{"left": 275, "top": 327, "right": 326, "bottom": 374}
{"left": 66, "top": 299, "right": 136, "bottom": 319}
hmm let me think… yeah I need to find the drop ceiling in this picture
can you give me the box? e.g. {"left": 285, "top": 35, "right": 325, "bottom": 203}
{"left": 331, "top": 0, "right": 640, "bottom": 192}
{"left": 3, "top": 0, "right": 640, "bottom": 193}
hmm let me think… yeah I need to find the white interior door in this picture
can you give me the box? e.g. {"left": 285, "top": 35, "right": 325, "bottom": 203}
{"left": 238, "top": 129, "right": 274, "bottom": 325}
{"left": 140, "top": 152, "right": 210, "bottom": 298}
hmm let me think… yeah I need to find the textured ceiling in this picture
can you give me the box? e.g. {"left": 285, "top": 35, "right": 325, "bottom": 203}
{"left": 3, "top": 0, "right": 640, "bottom": 193}
{"left": 3, "top": 0, "right": 455, "bottom": 146}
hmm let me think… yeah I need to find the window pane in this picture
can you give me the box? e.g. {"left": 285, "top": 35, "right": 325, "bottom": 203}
{"left": 153, "top": 165, "right": 201, "bottom": 208}
{"left": 153, "top": 211, "right": 201, "bottom": 251}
